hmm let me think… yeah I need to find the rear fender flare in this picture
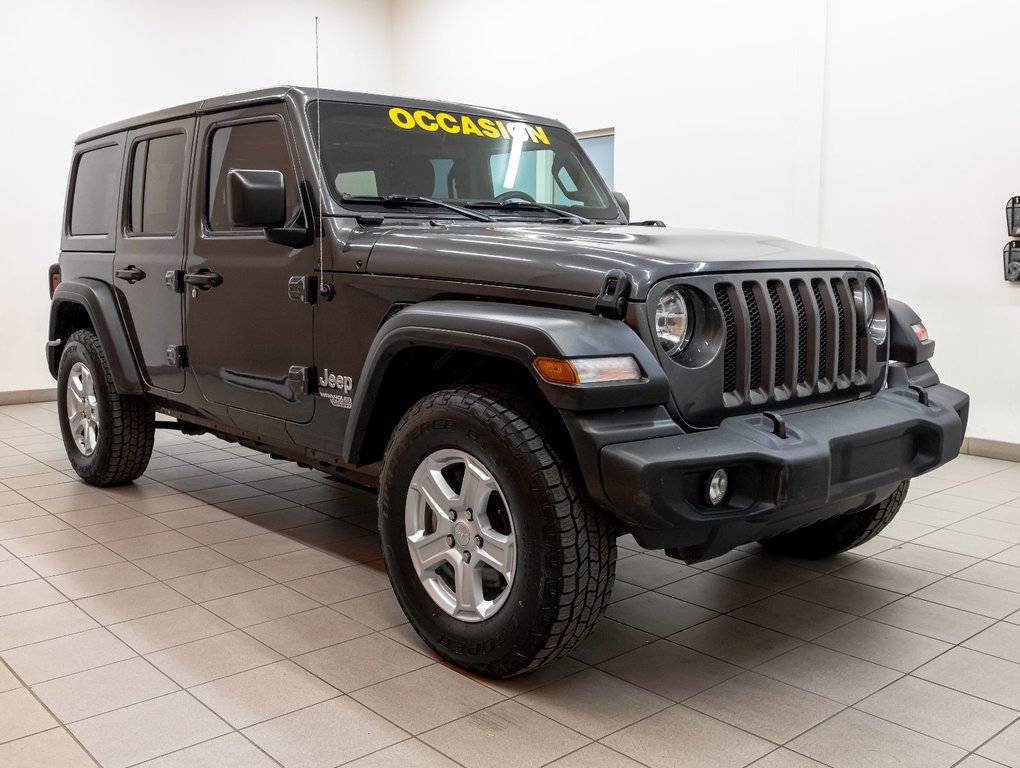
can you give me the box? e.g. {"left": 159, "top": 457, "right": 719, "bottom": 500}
{"left": 48, "top": 278, "right": 144, "bottom": 395}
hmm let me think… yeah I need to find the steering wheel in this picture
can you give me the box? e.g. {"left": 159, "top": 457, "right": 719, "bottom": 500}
{"left": 495, "top": 190, "right": 537, "bottom": 204}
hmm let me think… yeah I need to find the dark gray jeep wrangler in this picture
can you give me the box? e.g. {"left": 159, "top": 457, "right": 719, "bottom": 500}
{"left": 47, "top": 86, "right": 968, "bottom": 676}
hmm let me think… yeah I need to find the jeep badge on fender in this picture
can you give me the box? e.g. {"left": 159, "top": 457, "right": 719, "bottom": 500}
{"left": 47, "top": 86, "right": 969, "bottom": 678}
{"left": 318, "top": 369, "right": 352, "bottom": 393}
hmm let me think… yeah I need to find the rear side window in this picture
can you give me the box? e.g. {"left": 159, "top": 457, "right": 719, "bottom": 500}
{"left": 70, "top": 145, "right": 120, "bottom": 236}
{"left": 129, "top": 134, "right": 187, "bottom": 235}
{"left": 207, "top": 120, "right": 298, "bottom": 231}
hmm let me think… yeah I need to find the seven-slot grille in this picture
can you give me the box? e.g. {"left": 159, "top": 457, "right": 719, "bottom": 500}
{"left": 713, "top": 275, "right": 870, "bottom": 406}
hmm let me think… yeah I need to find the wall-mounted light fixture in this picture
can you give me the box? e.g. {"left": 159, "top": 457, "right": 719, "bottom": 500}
{"left": 1004, "top": 196, "right": 1020, "bottom": 282}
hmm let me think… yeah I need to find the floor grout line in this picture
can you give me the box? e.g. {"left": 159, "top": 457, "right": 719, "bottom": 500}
{"left": 2, "top": 411, "right": 1020, "bottom": 766}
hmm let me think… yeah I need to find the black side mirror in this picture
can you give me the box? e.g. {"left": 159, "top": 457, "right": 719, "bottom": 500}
{"left": 613, "top": 191, "right": 630, "bottom": 223}
{"left": 227, "top": 169, "right": 286, "bottom": 228}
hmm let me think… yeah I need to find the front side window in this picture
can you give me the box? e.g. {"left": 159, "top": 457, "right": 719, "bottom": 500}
{"left": 207, "top": 120, "right": 298, "bottom": 231}
{"left": 312, "top": 102, "right": 618, "bottom": 221}
{"left": 129, "top": 133, "right": 186, "bottom": 235}
{"left": 70, "top": 145, "right": 120, "bottom": 236}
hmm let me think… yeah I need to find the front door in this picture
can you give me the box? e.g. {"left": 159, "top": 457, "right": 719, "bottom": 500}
{"left": 114, "top": 119, "right": 194, "bottom": 392}
{"left": 184, "top": 109, "right": 315, "bottom": 423}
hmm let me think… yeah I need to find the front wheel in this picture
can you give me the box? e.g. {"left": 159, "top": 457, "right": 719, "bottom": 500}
{"left": 759, "top": 480, "right": 909, "bottom": 558}
{"left": 57, "top": 330, "right": 154, "bottom": 486}
{"left": 379, "top": 385, "right": 616, "bottom": 677}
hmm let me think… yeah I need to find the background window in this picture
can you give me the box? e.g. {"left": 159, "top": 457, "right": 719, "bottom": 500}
{"left": 70, "top": 145, "right": 120, "bottom": 236}
{"left": 129, "top": 134, "right": 186, "bottom": 235}
{"left": 578, "top": 131, "right": 615, "bottom": 190}
{"left": 207, "top": 120, "right": 298, "bottom": 231}
{"left": 489, "top": 148, "right": 598, "bottom": 207}
{"left": 335, "top": 169, "right": 378, "bottom": 197}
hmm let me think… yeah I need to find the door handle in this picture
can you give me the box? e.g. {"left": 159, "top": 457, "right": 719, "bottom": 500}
{"left": 115, "top": 266, "right": 146, "bottom": 284}
{"left": 183, "top": 270, "right": 223, "bottom": 290}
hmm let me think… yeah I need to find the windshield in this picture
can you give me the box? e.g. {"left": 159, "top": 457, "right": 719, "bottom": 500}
{"left": 310, "top": 102, "right": 620, "bottom": 221}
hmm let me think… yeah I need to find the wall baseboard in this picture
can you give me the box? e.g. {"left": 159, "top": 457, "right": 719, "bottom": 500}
{"left": 1, "top": 387, "right": 1016, "bottom": 464}
{"left": 0, "top": 389, "right": 57, "bottom": 406}
{"left": 961, "top": 437, "right": 1020, "bottom": 464}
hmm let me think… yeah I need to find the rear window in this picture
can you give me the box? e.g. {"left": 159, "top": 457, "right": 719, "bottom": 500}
{"left": 128, "top": 134, "right": 187, "bottom": 235}
{"left": 70, "top": 145, "right": 120, "bottom": 236}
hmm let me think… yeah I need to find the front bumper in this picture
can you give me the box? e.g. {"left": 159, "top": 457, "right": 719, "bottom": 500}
{"left": 600, "top": 383, "right": 969, "bottom": 562}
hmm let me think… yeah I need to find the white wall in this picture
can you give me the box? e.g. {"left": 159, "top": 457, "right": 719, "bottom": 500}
{"left": 819, "top": 0, "right": 1020, "bottom": 443}
{"left": 5, "top": 0, "right": 1019, "bottom": 443}
{"left": 0, "top": 0, "right": 392, "bottom": 392}
{"left": 389, "top": 0, "right": 828, "bottom": 243}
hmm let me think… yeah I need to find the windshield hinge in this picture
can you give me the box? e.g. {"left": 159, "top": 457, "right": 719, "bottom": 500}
{"left": 596, "top": 269, "right": 631, "bottom": 319}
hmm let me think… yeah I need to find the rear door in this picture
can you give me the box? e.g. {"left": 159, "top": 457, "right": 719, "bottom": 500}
{"left": 113, "top": 119, "right": 193, "bottom": 392}
{"left": 184, "top": 108, "right": 316, "bottom": 424}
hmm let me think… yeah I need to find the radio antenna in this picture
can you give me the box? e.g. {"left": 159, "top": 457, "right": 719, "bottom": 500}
{"left": 314, "top": 16, "right": 330, "bottom": 297}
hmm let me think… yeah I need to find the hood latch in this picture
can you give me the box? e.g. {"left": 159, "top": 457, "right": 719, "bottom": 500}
{"left": 596, "top": 269, "right": 631, "bottom": 319}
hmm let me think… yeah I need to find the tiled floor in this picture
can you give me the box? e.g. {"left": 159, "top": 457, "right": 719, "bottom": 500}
{"left": 0, "top": 402, "right": 1019, "bottom": 767}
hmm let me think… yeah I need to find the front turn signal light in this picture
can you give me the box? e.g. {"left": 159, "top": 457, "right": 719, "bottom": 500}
{"left": 535, "top": 356, "right": 641, "bottom": 385}
{"left": 911, "top": 322, "right": 929, "bottom": 342}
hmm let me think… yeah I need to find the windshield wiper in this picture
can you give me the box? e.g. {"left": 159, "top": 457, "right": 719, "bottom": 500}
{"left": 339, "top": 194, "right": 494, "bottom": 222}
{"left": 465, "top": 199, "right": 592, "bottom": 225}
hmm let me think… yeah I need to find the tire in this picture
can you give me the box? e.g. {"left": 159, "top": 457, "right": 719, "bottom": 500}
{"left": 759, "top": 480, "right": 909, "bottom": 559}
{"left": 57, "top": 330, "right": 155, "bottom": 486}
{"left": 379, "top": 385, "right": 616, "bottom": 677}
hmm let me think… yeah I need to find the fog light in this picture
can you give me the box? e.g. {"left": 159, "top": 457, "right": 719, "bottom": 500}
{"left": 706, "top": 469, "right": 729, "bottom": 507}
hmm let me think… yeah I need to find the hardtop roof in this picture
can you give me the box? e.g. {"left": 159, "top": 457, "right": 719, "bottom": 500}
{"left": 75, "top": 86, "right": 564, "bottom": 144}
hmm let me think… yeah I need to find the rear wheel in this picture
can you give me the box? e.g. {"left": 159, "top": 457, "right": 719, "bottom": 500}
{"left": 759, "top": 480, "right": 909, "bottom": 558}
{"left": 379, "top": 385, "right": 616, "bottom": 677}
{"left": 57, "top": 330, "right": 154, "bottom": 486}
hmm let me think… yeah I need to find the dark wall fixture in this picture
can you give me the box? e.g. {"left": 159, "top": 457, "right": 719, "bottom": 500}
{"left": 1005, "top": 197, "right": 1020, "bottom": 281}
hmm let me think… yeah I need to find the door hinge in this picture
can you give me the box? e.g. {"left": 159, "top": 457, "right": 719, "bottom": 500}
{"left": 288, "top": 365, "right": 316, "bottom": 397}
{"left": 288, "top": 275, "right": 318, "bottom": 304}
{"left": 167, "top": 345, "right": 187, "bottom": 368}
{"left": 165, "top": 270, "right": 184, "bottom": 293}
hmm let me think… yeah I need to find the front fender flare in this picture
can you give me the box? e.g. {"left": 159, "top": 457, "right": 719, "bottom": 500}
{"left": 48, "top": 278, "right": 144, "bottom": 395}
{"left": 343, "top": 301, "right": 669, "bottom": 463}
{"left": 888, "top": 298, "right": 936, "bottom": 364}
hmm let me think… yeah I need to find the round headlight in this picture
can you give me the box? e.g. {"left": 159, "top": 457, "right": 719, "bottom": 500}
{"left": 861, "top": 284, "right": 875, "bottom": 326}
{"left": 854, "top": 280, "right": 887, "bottom": 344}
{"left": 655, "top": 288, "right": 692, "bottom": 356}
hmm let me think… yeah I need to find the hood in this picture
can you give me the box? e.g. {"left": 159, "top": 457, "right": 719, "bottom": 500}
{"left": 361, "top": 222, "right": 878, "bottom": 299}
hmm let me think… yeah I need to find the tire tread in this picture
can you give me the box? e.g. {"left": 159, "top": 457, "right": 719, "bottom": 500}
{"left": 760, "top": 480, "right": 909, "bottom": 559}
{"left": 381, "top": 384, "right": 616, "bottom": 677}
{"left": 62, "top": 330, "right": 154, "bottom": 486}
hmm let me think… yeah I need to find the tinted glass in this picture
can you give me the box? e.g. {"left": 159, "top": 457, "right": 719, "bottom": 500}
{"left": 207, "top": 120, "right": 297, "bottom": 231}
{"left": 70, "top": 145, "right": 120, "bottom": 236}
{"left": 130, "top": 143, "right": 146, "bottom": 233}
{"left": 312, "top": 103, "right": 618, "bottom": 221}
{"left": 129, "top": 134, "right": 186, "bottom": 235}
